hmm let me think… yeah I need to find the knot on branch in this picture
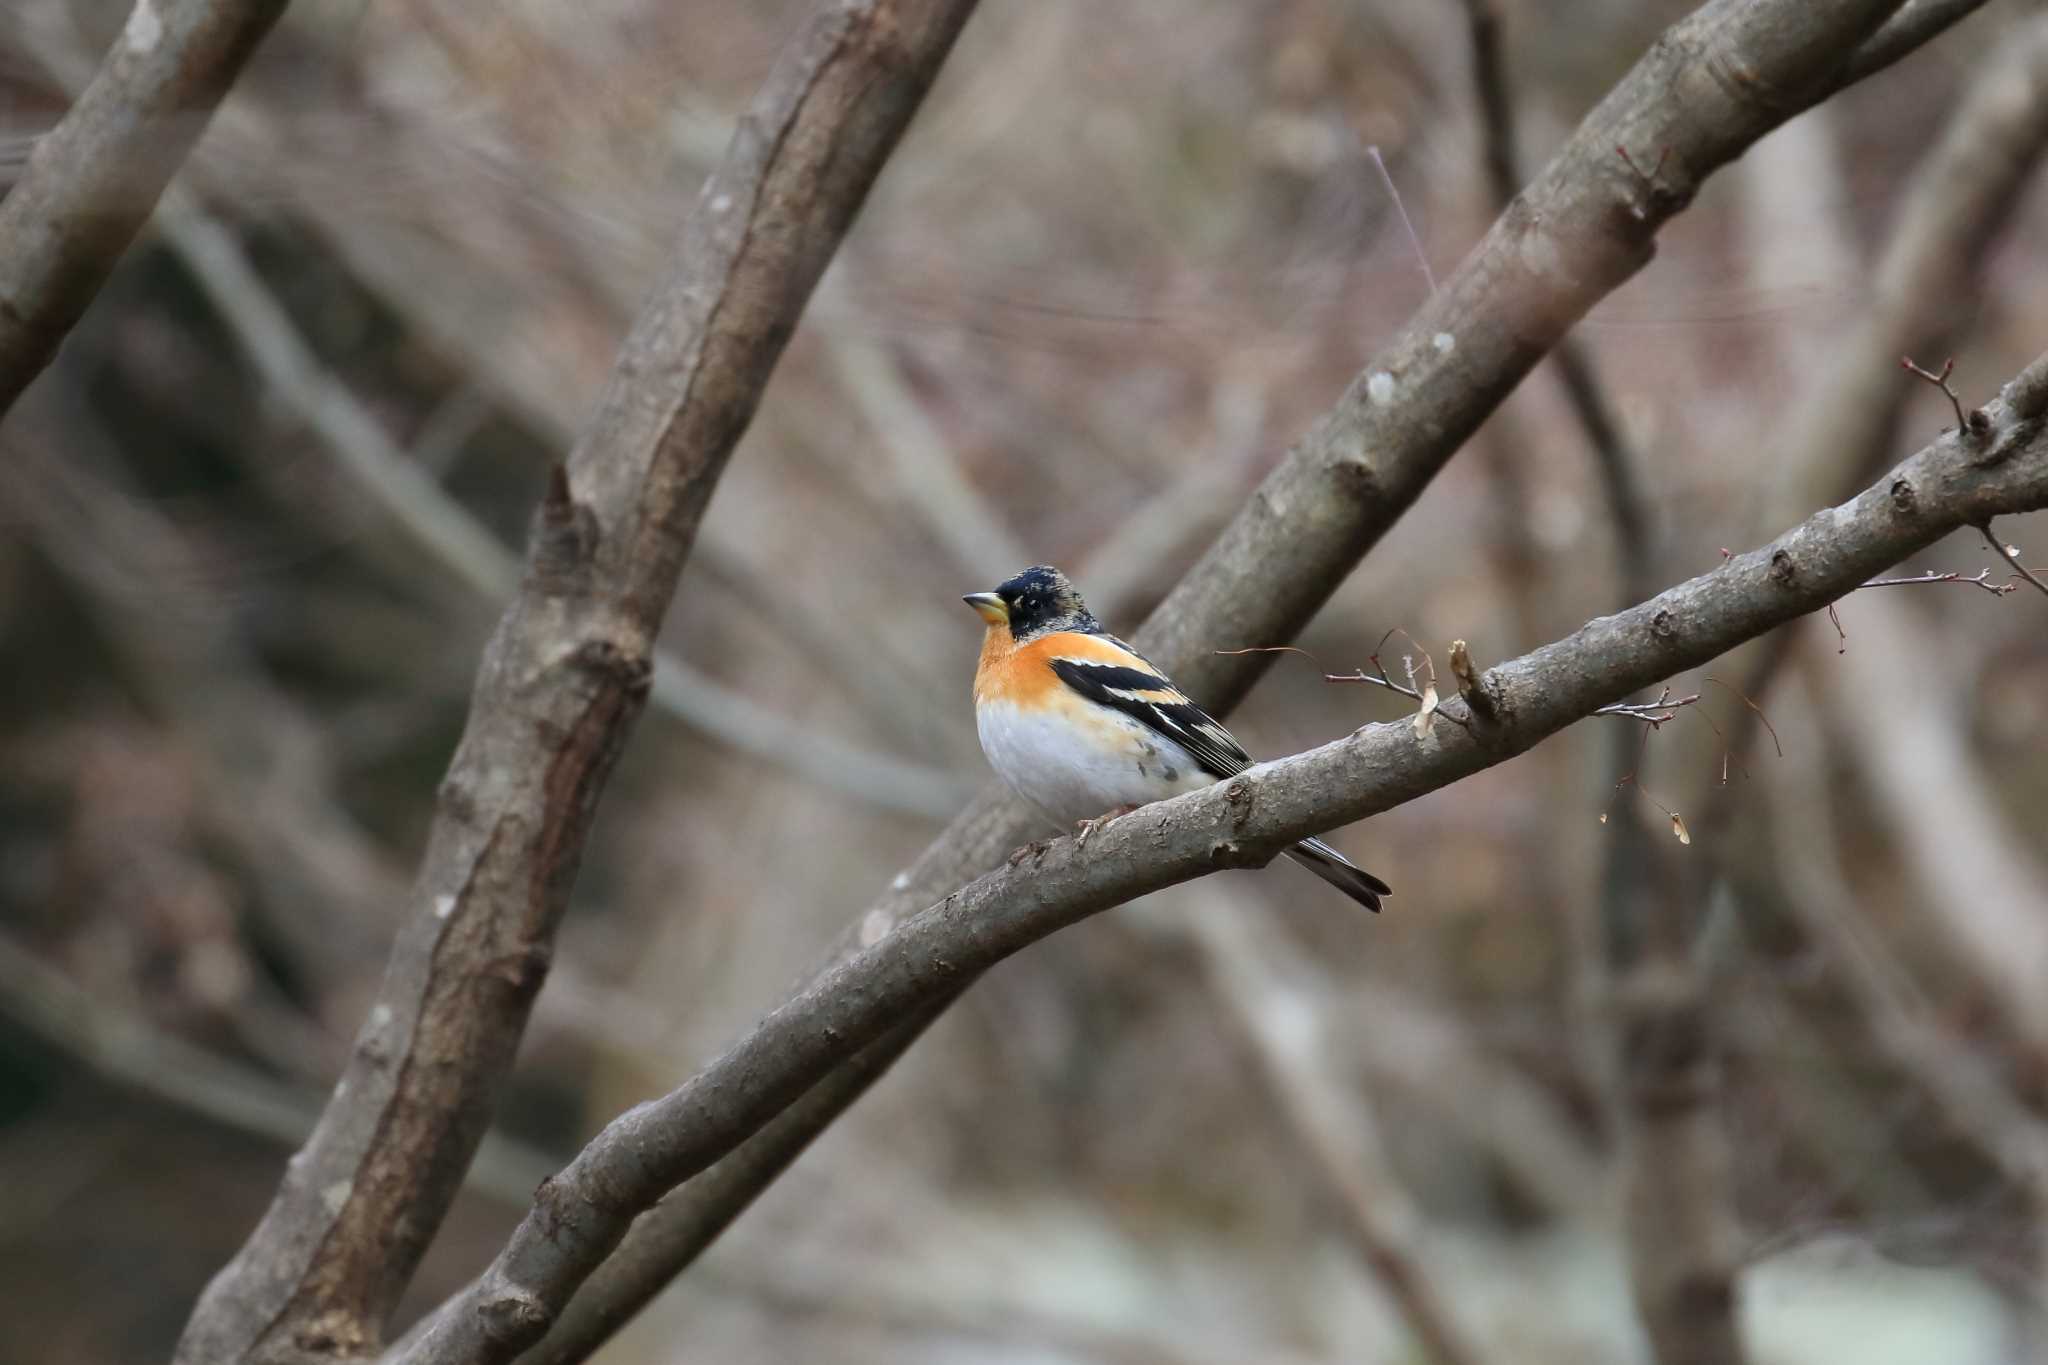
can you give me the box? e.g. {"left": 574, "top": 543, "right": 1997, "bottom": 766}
{"left": 1699, "top": 35, "right": 1798, "bottom": 119}
{"left": 1207, "top": 838, "right": 1249, "bottom": 868}
{"left": 1768, "top": 549, "right": 1797, "bottom": 588}
{"left": 1974, "top": 414, "right": 2038, "bottom": 470}
{"left": 1888, "top": 477, "right": 1918, "bottom": 516}
{"left": 570, "top": 639, "right": 655, "bottom": 700}
{"left": 1224, "top": 777, "right": 1255, "bottom": 829}
{"left": 484, "top": 942, "right": 553, "bottom": 999}
{"left": 475, "top": 1284, "right": 550, "bottom": 1350}
{"left": 1614, "top": 145, "right": 1687, "bottom": 225}
{"left": 290, "top": 1307, "right": 374, "bottom": 1357}
{"left": 1328, "top": 456, "right": 1383, "bottom": 504}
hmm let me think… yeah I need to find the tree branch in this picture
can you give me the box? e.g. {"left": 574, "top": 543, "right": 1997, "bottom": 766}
{"left": 1142, "top": 0, "right": 1913, "bottom": 712}
{"left": 482, "top": 4, "right": 1964, "bottom": 1352}
{"left": 398, "top": 354, "right": 2048, "bottom": 1365}
{"left": 505, "top": 999, "right": 956, "bottom": 1365}
{"left": 171, "top": 3, "right": 982, "bottom": 1360}
{"left": 1838, "top": 0, "right": 1990, "bottom": 88}
{"left": 830, "top": 0, "right": 1931, "bottom": 1026}
{"left": 0, "top": 0, "right": 288, "bottom": 422}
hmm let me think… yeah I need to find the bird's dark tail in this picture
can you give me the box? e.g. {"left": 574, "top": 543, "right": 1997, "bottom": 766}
{"left": 1283, "top": 837, "right": 1390, "bottom": 912}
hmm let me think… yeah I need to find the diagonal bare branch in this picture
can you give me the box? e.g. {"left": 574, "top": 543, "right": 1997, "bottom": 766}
{"left": 0, "top": 0, "right": 289, "bottom": 421}
{"left": 848, "top": 0, "right": 1928, "bottom": 998}
{"left": 402, "top": 350, "right": 2048, "bottom": 1365}
{"left": 477, "top": 5, "right": 1968, "bottom": 1354}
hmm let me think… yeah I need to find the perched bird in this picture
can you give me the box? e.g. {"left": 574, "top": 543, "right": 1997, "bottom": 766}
{"left": 964, "top": 565, "right": 1390, "bottom": 911}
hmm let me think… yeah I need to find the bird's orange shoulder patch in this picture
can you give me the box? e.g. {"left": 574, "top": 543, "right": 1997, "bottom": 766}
{"left": 975, "top": 629, "right": 1151, "bottom": 708}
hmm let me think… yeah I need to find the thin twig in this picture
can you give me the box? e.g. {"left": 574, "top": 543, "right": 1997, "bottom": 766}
{"left": 1594, "top": 689, "right": 1703, "bottom": 727}
{"left": 1224, "top": 641, "right": 1466, "bottom": 728}
{"left": 1321, "top": 634, "right": 1472, "bottom": 733}
{"left": 1701, "top": 669, "right": 1786, "bottom": 761}
{"left": 1902, "top": 353, "right": 1970, "bottom": 429}
{"left": 1215, "top": 643, "right": 1325, "bottom": 668}
{"left": 1978, "top": 518, "right": 2048, "bottom": 601}
{"left": 1858, "top": 568, "right": 2015, "bottom": 594}
{"left": 1366, "top": 144, "right": 1436, "bottom": 295}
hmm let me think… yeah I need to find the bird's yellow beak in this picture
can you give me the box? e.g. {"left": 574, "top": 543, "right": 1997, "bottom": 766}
{"left": 963, "top": 591, "right": 1008, "bottom": 626}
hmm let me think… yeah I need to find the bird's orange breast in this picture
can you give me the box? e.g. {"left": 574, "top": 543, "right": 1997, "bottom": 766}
{"left": 974, "top": 629, "right": 1148, "bottom": 708}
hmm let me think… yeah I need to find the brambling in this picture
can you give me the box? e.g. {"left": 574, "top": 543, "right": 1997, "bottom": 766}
{"left": 964, "top": 565, "right": 1389, "bottom": 912}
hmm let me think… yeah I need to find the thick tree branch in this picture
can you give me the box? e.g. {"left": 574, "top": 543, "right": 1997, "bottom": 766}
{"left": 1142, "top": 0, "right": 1911, "bottom": 712}
{"left": 491, "top": 4, "right": 1963, "bottom": 1352}
{"left": 399, "top": 355, "right": 2048, "bottom": 1365}
{"left": 507, "top": 1000, "right": 955, "bottom": 1365}
{"left": 844, "top": 0, "right": 1926, "bottom": 1002}
{"left": 172, "top": 3, "right": 981, "bottom": 1361}
{"left": 0, "top": 0, "right": 288, "bottom": 422}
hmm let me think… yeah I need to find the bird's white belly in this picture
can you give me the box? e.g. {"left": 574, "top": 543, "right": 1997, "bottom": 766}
{"left": 975, "top": 700, "right": 1214, "bottom": 827}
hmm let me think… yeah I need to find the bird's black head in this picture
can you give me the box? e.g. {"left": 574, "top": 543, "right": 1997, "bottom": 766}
{"left": 963, "top": 565, "right": 1099, "bottom": 641}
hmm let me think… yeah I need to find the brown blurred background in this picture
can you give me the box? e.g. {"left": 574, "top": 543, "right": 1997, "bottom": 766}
{"left": 4, "top": 1, "right": 2047, "bottom": 1361}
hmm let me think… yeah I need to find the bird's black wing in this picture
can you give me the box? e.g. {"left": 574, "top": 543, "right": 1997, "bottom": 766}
{"left": 1047, "top": 653, "right": 1251, "bottom": 780}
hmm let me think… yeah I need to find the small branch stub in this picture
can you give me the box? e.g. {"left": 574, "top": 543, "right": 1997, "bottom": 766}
{"left": 1902, "top": 355, "right": 1988, "bottom": 437}
{"left": 1448, "top": 639, "right": 1498, "bottom": 722}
